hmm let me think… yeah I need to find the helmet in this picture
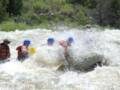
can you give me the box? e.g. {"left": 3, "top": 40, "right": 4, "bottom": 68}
{"left": 67, "top": 37, "right": 74, "bottom": 44}
{"left": 23, "top": 40, "right": 31, "bottom": 46}
{"left": 47, "top": 37, "right": 55, "bottom": 45}
{"left": 3, "top": 39, "right": 11, "bottom": 44}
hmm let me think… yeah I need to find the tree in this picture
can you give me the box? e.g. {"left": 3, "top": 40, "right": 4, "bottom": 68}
{"left": 109, "top": 0, "right": 120, "bottom": 28}
{"left": 90, "top": 0, "right": 113, "bottom": 26}
{"left": 6, "top": 0, "right": 23, "bottom": 16}
{"left": 68, "top": 0, "right": 96, "bottom": 8}
{"left": 0, "top": 0, "right": 9, "bottom": 22}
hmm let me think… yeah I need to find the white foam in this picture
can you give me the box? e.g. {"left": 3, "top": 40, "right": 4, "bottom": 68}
{"left": 0, "top": 28, "right": 120, "bottom": 90}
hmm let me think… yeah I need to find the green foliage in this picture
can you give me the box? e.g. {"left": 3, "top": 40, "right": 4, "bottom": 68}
{"left": 90, "top": 0, "right": 120, "bottom": 28}
{"left": 109, "top": 0, "right": 120, "bottom": 28}
{"left": 74, "top": 6, "right": 90, "bottom": 25}
{"left": 6, "top": 0, "right": 23, "bottom": 16}
{"left": 33, "top": 0, "right": 50, "bottom": 14}
{"left": 0, "top": 0, "right": 120, "bottom": 31}
{"left": 0, "top": 21, "right": 29, "bottom": 31}
{"left": 68, "top": 0, "right": 84, "bottom": 4}
{"left": 0, "top": 0, "right": 9, "bottom": 22}
{"left": 60, "top": 4, "right": 73, "bottom": 13}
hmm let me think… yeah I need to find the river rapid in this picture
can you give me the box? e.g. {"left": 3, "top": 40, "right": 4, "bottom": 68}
{"left": 0, "top": 27, "right": 120, "bottom": 90}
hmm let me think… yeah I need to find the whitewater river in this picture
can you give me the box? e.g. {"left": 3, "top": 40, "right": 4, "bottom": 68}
{"left": 0, "top": 27, "right": 120, "bottom": 90}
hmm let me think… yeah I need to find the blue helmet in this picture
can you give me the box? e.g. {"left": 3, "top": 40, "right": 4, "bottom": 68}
{"left": 47, "top": 37, "right": 55, "bottom": 45}
{"left": 23, "top": 40, "right": 31, "bottom": 46}
{"left": 67, "top": 37, "right": 74, "bottom": 44}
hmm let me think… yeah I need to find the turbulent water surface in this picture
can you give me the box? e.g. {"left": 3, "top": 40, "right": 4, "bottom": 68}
{"left": 0, "top": 28, "right": 120, "bottom": 90}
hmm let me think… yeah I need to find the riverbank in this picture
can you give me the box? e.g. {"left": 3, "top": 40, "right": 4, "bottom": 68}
{"left": 0, "top": 21, "right": 112, "bottom": 32}
{"left": 1, "top": 0, "right": 119, "bottom": 31}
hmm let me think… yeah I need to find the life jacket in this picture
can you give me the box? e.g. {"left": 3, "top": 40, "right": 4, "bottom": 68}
{"left": 16, "top": 45, "right": 28, "bottom": 58}
{"left": 0, "top": 43, "right": 10, "bottom": 60}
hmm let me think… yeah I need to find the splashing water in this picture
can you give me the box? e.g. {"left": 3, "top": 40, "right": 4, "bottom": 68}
{"left": 0, "top": 28, "right": 120, "bottom": 90}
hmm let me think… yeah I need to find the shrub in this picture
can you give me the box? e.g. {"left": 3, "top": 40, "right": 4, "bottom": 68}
{"left": 33, "top": 0, "right": 50, "bottom": 14}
